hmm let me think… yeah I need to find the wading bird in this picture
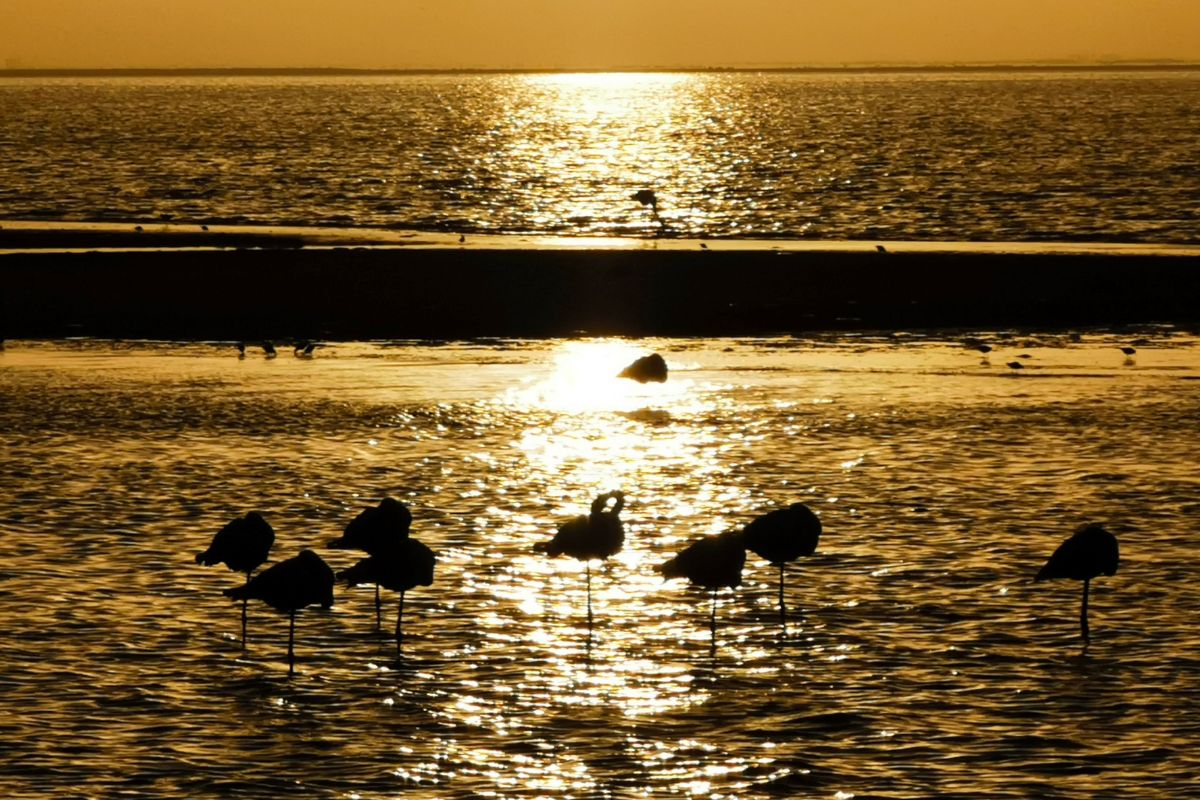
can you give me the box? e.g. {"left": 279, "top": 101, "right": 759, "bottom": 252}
{"left": 659, "top": 529, "right": 747, "bottom": 649}
{"left": 630, "top": 188, "right": 664, "bottom": 231}
{"left": 224, "top": 550, "right": 335, "bottom": 675}
{"left": 535, "top": 491, "right": 626, "bottom": 628}
{"left": 743, "top": 503, "right": 821, "bottom": 627}
{"left": 339, "top": 538, "right": 436, "bottom": 656}
{"left": 329, "top": 497, "right": 413, "bottom": 627}
{"left": 1035, "top": 523, "right": 1119, "bottom": 643}
{"left": 195, "top": 511, "right": 275, "bottom": 649}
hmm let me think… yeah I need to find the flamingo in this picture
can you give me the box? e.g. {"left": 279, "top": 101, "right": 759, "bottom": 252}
{"left": 658, "top": 529, "right": 747, "bottom": 649}
{"left": 223, "top": 550, "right": 335, "bottom": 675}
{"left": 630, "top": 188, "right": 664, "bottom": 231}
{"left": 329, "top": 497, "right": 413, "bottom": 628}
{"left": 1035, "top": 523, "right": 1119, "bottom": 642}
{"left": 742, "top": 503, "right": 821, "bottom": 627}
{"left": 618, "top": 353, "right": 668, "bottom": 383}
{"left": 339, "top": 538, "right": 436, "bottom": 655}
{"left": 195, "top": 511, "right": 275, "bottom": 649}
{"left": 535, "top": 491, "right": 626, "bottom": 628}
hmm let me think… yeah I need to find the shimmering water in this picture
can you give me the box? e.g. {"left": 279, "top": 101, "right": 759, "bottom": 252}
{"left": 2, "top": 334, "right": 1199, "bottom": 798}
{"left": 2, "top": 71, "right": 1199, "bottom": 242}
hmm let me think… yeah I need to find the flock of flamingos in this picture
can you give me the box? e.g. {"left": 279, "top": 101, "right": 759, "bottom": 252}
{"left": 195, "top": 350, "right": 1120, "bottom": 674}
{"left": 196, "top": 492, "right": 1120, "bottom": 675}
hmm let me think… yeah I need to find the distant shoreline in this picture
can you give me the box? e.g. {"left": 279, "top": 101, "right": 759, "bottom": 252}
{"left": 3, "top": 63, "right": 1200, "bottom": 78}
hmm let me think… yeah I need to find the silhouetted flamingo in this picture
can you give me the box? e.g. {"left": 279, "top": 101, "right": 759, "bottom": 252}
{"left": 329, "top": 497, "right": 413, "bottom": 627}
{"left": 618, "top": 353, "right": 668, "bottom": 383}
{"left": 659, "top": 529, "right": 747, "bottom": 648}
{"left": 743, "top": 503, "right": 821, "bottom": 627}
{"left": 630, "top": 188, "right": 664, "bottom": 231}
{"left": 535, "top": 491, "right": 625, "bottom": 627}
{"left": 224, "top": 550, "right": 335, "bottom": 674}
{"left": 195, "top": 511, "right": 274, "bottom": 649}
{"left": 1035, "top": 523, "right": 1119, "bottom": 642}
{"left": 339, "top": 538, "right": 436, "bottom": 655}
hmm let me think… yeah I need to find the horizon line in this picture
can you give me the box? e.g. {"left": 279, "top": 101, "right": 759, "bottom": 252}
{"left": 3, "top": 60, "right": 1200, "bottom": 78}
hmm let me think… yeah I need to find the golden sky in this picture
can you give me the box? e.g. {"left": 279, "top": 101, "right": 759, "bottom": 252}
{"left": 4, "top": 0, "right": 1199, "bottom": 69}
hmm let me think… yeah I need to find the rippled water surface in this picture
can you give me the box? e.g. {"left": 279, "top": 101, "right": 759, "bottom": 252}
{"left": 2, "top": 71, "right": 1199, "bottom": 242}
{"left": 2, "top": 334, "right": 1200, "bottom": 798}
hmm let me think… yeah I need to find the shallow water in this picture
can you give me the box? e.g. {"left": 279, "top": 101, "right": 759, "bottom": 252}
{"left": 2, "top": 71, "right": 1199, "bottom": 243}
{"left": 2, "top": 334, "right": 1199, "bottom": 798}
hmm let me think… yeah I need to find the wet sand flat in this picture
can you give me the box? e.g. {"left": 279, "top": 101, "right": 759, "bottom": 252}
{"left": 3, "top": 223, "right": 1199, "bottom": 338}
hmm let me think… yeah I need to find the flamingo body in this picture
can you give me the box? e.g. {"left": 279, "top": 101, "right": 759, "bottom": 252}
{"left": 224, "top": 549, "right": 335, "bottom": 612}
{"left": 195, "top": 511, "right": 274, "bottom": 574}
{"left": 1036, "top": 523, "right": 1119, "bottom": 583}
{"left": 743, "top": 503, "right": 821, "bottom": 564}
{"left": 659, "top": 530, "right": 746, "bottom": 589}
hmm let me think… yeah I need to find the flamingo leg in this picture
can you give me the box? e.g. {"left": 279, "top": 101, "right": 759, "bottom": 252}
{"left": 241, "top": 571, "right": 251, "bottom": 650}
{"left": 586, "top": 563, "right": 594, "bottom": 629}
{"left": 710, "top": 588, "right": 718, "bottom": 647}
{"left": 396, "top": 590, "right": 406, "bottom": 656}
{"left": 288, "top": 609, "right": 296, "bottom": 676}
{"left": 375, "top": 584, "right": 382, "bottom": 631}
{"left": 1080, "top": 578, "right": 1091, "bottom": 642}
{"left": 778, "top": 563, "right": 787, "bottom": 629}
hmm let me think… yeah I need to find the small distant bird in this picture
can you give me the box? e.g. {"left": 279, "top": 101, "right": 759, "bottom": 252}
{"left": 223, "top": 550, "right": 335, "bottom": 674}
{"left": 1119, "top": 347, "right": 1136, "bottom": 356}
{"left": 195, "top": 512, "right": 275, "bottom": 649}
{"left": 261, "top": 341, "right": 277, "bottom": 358}
{"left": 971, "top": 343, "right": 993, "bottom": 355}
{"left": 1035, "top": 523, "right": 1119, "bottom": 642}
{"left": 618, "top": 353, "right": 668, "bottom": 384}
{"left": 699, "top": 242, "right": 708, "bottom": 250}
{"left": 293, "top": 341, "right": 321, "bottom": 357}
{"left": 458, "top": 234, "right": 465, "bottom": 243}
{"left": 742, "top": 503, "right": 821, "bottom": 627}
{"left": 1017, "top": 353, "right": 1032, "bottom": 359}
{"left": 134, "top": 225, "right": 143, "bottom": 232}
{"left": 875, "top": 244, "right": 887, "bottom": 254}
{"left": 1006, "top": 361, "right": 1024, "bottom": 370}
{"left": 630, "top": 188, "right": 664, "bottom": 231}
{"left": 630, "top": 189, "right": 657, "bottom": 212}
{"left": 535, "top": 491, "right": 626, "bottom": 627}
{"left": 200, "top": 224, "right": 209, "bottom": 231}
{"left": 339, "top": 538, "right": 436, "bottom": 655}
{"left": 659, "top": 529, "right": 747, "bottom": 648}
{"left": 329, "top": 498, "right": 413, "bottom": 627}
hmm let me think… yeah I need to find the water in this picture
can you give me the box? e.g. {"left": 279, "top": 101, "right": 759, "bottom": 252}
{"left": 2, "top": 334, "right": 1199, "bottom": 798}
{"left": 2, "top": 71, "right": 1199, "bottom": 243}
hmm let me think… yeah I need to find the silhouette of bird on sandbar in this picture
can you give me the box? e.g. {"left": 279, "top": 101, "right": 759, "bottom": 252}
{"left": 195, "top": 511, "right": 275, "bottom": 649}
{"left": 535, "top": 491, "right": 626, "bottom": 628}
{"left": 659, "top": 529, "right": 747, "bottom": 649}
{"left": 223, "top": 550, "right": 334, "bottom": 675}
{"left": 339, "top": 538, "right": 436, "bottom": 656}
{"left": 1035, "top": 523, "right": 1119, "bottom": 643}
{"left": 630, "top": 188, "right": 664, "bottom": 232}
{"left": 618, "top": 353, "right": 668, "bottom": 384}
{"left": 329, "top": 497, "right": 413, "bottom": 627}
{"left": 743, "top": 503, "right": 821, "bottom": 628}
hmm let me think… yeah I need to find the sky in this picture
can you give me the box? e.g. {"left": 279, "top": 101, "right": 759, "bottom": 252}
{"left": 3, "top": 0, "right": 1199, "bottom": 70}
